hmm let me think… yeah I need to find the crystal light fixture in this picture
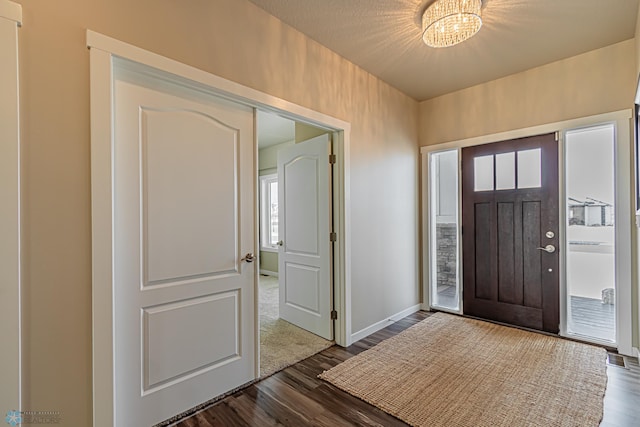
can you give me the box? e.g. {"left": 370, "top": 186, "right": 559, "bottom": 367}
{"left": 422, "top": 0, "right": 482, "bottom": 48}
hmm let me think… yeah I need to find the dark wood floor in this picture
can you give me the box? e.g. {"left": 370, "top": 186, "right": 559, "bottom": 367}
{"left": 173, "top": 311, "right": 640, "bottom": 427}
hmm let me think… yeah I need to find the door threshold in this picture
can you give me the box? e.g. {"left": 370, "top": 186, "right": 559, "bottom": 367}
{"left": 445, "top": 313, "right": 617, "bottom": 352}
{"left": 561, "top": 332, "right": 616, "bottom": 351}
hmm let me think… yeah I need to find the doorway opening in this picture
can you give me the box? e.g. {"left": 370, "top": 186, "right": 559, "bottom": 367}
{"left": 256, "top": 111, "right": 333, "bottom": 378}
{"left": 565, "top": 124, "right": 616, "bottom": 344}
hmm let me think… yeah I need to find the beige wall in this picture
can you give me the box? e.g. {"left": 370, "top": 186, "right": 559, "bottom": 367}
{"left": 15, "top": 0, "right": 419, "bottom": 424}
{"left": 259, "top": 251, "right": 278, "bottom": 274}
{"left": 295, "top": 122, "right": 328, "bottom": 142}
{"left": 419, "top": 39, "right": 635, "bottom": 146}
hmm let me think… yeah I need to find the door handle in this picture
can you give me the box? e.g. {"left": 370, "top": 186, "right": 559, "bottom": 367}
{"left": 536, "top": 245, "right": 556, "bottom": 253}
{"left": 277, "top": 240, "right": 283, "bottom": 246}
{"left": 241, "top": 253, "right": 256, "bottom": 263}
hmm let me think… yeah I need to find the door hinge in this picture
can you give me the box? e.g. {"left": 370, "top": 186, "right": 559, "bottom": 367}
{"left": 329, "top": 154, "right": 336, "bottom": 164}
{"left": 331, "top": 310, "right": 338, "bottom": 320}
{"left": 330, "top": 232, "right": 337, "bottom": 242}
{"left": 555, "top": 131, "right": 559, "bottom": 141}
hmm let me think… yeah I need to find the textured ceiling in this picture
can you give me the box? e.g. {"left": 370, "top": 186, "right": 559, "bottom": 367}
{"left": 248, "top": 0, "right": 639, "bottom": 101}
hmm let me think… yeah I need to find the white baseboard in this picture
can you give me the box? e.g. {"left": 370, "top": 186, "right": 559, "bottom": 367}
{"left": 259, "top": 269, "right": 278, "bottom": 277}
{"left": 350, "top": 304, "right": 422, "bottom": 344}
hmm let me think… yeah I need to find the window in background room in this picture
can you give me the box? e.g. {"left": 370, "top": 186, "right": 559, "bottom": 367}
{"left": 260, "top": 174, "right": 279, "bottom": 251}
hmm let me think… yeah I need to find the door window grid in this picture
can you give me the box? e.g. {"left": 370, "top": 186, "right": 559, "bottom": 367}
{"left": 473, "top": 148, "right": 541, "bottom": 192}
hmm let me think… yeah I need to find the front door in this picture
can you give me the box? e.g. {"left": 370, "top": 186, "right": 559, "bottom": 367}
{"left": 113, "top": 73, "right": 256, "bottom": 426}
{"left": 462, "top": 133, "right": 559, "bottom": 333}
{"left": 277, "top": 134, "right": 333, "bottom": 340}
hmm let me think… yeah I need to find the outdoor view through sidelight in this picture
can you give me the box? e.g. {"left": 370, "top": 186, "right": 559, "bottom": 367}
{"left": 430, "top": 150, "right": 460, "bottom": 311}
{"left": 565, "top": 124, "right": 616, "bottom": 343}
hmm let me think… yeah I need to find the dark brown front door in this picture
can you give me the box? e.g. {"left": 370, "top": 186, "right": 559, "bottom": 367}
{"left": 462, "top": 133, "right": 559, "bottom": 333}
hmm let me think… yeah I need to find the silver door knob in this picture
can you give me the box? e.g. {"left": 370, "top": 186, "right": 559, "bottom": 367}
{"left": 241, "top": 253, "right": 256, "bottom": 263}
{"left": 536, "top": 245, "right": 556, "bottom": 253}
{"left": 277, "top": 240, "right": 283, "bottom": 246}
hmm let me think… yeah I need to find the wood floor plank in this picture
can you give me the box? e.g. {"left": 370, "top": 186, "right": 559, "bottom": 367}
{"left": 226, "top": 395, "right": 281, "bottom": 427}
{"left": 174, "top": 310, "right": 639, "bottom": 427}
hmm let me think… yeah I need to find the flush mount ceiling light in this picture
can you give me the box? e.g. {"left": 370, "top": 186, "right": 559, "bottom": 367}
{"left": 422, "top": 0, "right": 482, "bottom": 48}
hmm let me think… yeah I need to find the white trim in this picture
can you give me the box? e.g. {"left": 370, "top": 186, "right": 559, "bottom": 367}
{"left": 611, "top": 119, "right": 633, "bottom": 355}
{"left": 0, "top": 1, "right": 21, "bottom": 414}
{"left": 88, "top": 30, "right": 352, "bottom": 426}
{"left": 421, "top": 152, "right": 430, "bottom": 310}
{"left": 259, "top": 269, "right": 278, "bottom": 277}
{"left": 0, "top": 0, "right": 21, "bottom": 25}
{"left": 558, "top": 132, "right": 568, "bottom": 338}
{"left": 89, "top": 46, "right": 115, "bottom": 427}
{"left": 420, "top": 110, "right": 634, "bottom": 356}
{"left": 333, "top": 130, "right": 351, "bottom": 346}
{"left": 633, "top": 347, "right": 639, "bottom": 362}
{"left": 350, "top": 304, "right": 421, "bottom": 343}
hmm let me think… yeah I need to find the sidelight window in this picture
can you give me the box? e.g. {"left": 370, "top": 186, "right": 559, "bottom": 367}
{"left": 429, "top": 150, "right": 460, "bottom": 311}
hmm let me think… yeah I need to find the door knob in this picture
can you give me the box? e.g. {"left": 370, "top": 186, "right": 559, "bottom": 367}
{"left": 241, "top": 253, "right": 256, "bottom": 263}
{"left": 536, "top": 245, "right": 556, "bottom": 253}
{"left": 277, "top": 240, "right": 283, "bottom": 246}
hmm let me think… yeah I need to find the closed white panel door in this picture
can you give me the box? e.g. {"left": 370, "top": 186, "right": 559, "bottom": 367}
{"left": 278, "top": 134, "right": 333, "bottom": 340}
{"left": 114, "top": 76, "right": 255, "bottom": 426}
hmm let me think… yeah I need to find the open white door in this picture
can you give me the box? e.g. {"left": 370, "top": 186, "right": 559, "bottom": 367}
{"left": 113, "top": 72, "right": 256, "bottom": 426}
{"left": 278, "top": 134, "right": 333, "bottom": 340}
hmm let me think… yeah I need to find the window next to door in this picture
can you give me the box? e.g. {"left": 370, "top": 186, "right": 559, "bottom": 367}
{"left": 260, "top": 173, "right": 279, "bottom": 251}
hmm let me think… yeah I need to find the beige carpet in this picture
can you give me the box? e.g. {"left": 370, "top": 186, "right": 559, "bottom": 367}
{"left": 319, "top": 312, "right": 607, "bottom": 427}
{"left": 259, "top": 275, "right": 333, "bottom": 378}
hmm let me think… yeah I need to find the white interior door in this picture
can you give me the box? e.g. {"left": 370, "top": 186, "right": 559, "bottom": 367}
{"left": 278, "top": 134, "right": 333, "bottom": 340}
{"left": 113, "top": 74, "right": 256, "bottom": 426}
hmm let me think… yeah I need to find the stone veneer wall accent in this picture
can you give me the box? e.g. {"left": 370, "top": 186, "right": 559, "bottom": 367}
{"left": 436, "top": 222, "right": 457, "bottom": 288}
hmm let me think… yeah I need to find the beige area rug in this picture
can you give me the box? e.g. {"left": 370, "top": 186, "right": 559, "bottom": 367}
{"left": 259, "top": 275, "right": 333, "bottom": 378}
{"left": 319, "top": 312, "right": 607, "bottom": 427}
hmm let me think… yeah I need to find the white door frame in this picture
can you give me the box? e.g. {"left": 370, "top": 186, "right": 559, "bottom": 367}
{"left": 420, "top": 109, "right": 634, "bottom": 356}
{"left": 87, "top": 30, "right": 351, "bottom": 426}
{"left": 0, "top": 0, "right": 22, "bottom": 415}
